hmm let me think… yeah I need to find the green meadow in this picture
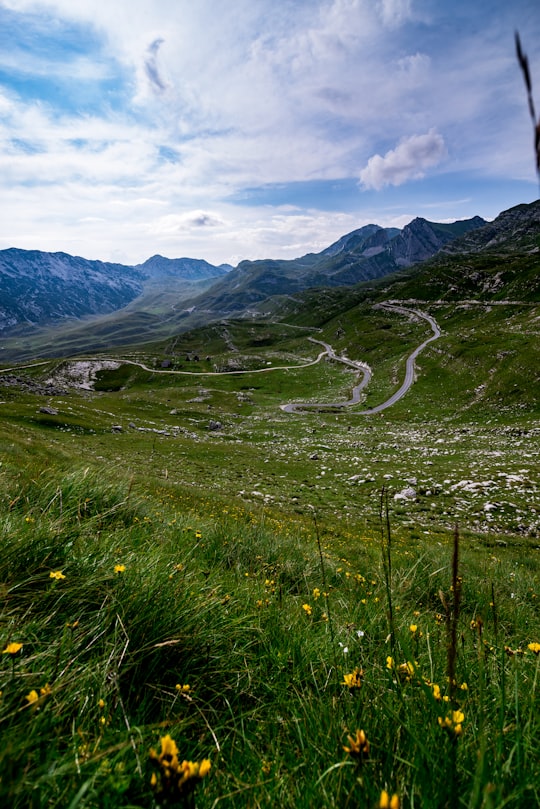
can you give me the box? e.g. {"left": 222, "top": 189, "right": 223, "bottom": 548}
{"left": 1, "top": 300, "right": 539, "bottom": 807}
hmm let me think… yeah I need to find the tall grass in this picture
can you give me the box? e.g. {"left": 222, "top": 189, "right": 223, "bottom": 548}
{"left": 1, "top": 451, "right": 539, "bottom": 807}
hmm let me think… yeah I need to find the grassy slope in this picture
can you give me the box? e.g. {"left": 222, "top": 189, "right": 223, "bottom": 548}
{"left": 1, "top": 291, "right": 539, "bottom": 807}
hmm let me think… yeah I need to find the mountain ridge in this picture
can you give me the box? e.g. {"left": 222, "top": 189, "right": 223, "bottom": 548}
{"left": 184, "top": 214, "right": 487, "bottom": 317}
{"left": 0, "top": 214, "right": 486, "bottom": 334}
{"left": 0, "top": 249, "right": 229, "bottom": 332}
{"left": 3, "top": 201, "right": 539, "bottom": 362}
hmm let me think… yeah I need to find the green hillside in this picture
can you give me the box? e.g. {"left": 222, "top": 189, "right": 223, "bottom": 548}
{"left": 1, "top": 201, "right": 539, "bottom": 808}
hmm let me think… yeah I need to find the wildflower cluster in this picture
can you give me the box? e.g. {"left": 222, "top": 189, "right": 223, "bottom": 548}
{"left": 379, "top": 789, "right": 400, "bottom": 808}
{"left": 26, "top": 683, "right": 51, "bottom": 710}
{"left": 342, "top": 667, "right": 364, "bottom": 689}
{"left": 149, "top": 734, "right": 211, "bottom": 803}
{"left": 386, "top": 657, "right": 416, "bottom": 683}
{"left": 343, "top": 728, "right": 370, "bottom": 761}
{"left": 175, "top": 683, "right": 191, "bottom": 694}
{"left": 438, "top": 709, "right": 465, "bottom": 736}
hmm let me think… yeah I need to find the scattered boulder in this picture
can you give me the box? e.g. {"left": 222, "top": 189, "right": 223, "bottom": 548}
{"left": 394, "top": 486, "right": 416, "bottom": 501}
{"left": 39, "top": 406, "right": 58, "bottom": 415}
{"left": 208, "top": 420, "right": 222, "bottom": 431}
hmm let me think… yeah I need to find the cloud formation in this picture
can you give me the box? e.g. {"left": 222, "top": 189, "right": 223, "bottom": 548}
{"left": 0, "top": 0, "right": 539, "bottom": 264}
{"left": 359, "top": 130, "right": 447, "bottom": 190}
{"left": 144, "top": 38, "right": 168, "bottom": 93}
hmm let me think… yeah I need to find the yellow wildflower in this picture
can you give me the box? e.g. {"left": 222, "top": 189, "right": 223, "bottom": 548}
{"left": 386, "top": 656, "right": 394, "bottom": 670}
{"left": 26, "top": 683, "right": 51, "bottom": 710}
{"left": 114, "top": 564, "right": 126, "bottom": 574}
{"left": 149, "top": 734, "right": 211, "bottom": 801}
{"left": 342, "top": 668, "right": 364, "bottom": 689}
{"left": 312, "top": 588, "right": 321, "bottom": 599}
{"left": 175, "top": 684, "right": 190, "bottom": 693}
{"left": 49, "top": 571, "right": 65, "bottom": 580}
{"left": 302, "top": 603, "right": 313, "bottom": 617}
{"left": 198, "top": 759, "right": 211, "bottom": 778}
{"left": 343, "top": 728, "right": 370, "bottom": 760}
{"left": 396, "top": 661, "right": 416, "bottom": 682}
{"left": 438, "top": 709, "right": 465, "bottom": 736}
{"left": 409, "top": 624, "right": 418, "bottom": 634}
{"left": 528, "top": 642, "right": 540, "bottom": 655}
{"left": 432, "top": 684, "right": 442, "bottom": 701}
{"left": 2, "top": 642, "right": 23, "bottom": 655}
{"left": 379, "top": 789, "right": 400, "bottom": 808}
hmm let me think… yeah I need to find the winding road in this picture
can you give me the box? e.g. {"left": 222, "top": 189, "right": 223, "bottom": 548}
{"left": 1, "top": 303, "right": 441, "bottom": 416}
{"left": 280, "top": 304, "right": 441, "bottom": 414}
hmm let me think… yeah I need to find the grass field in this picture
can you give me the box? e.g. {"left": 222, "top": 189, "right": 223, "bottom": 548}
{"left": 1, "top": 299, "right": 539, "bottom": 807}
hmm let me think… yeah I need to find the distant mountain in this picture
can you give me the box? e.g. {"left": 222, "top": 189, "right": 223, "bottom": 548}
{"left": 136, "top": 255, "right": 232, "bottom": 279}
{"left": 440, "top": 201, "right": 540, "bottom": 256}
{"left": 379, "top": 200, "right": 540, "bottom": 302}
{"left": 1, "top": 202, "right": 536, "bottom": 362}
{"left": 257, "top": 201, "right": 540, "bottom": 338}
{"left": 186, "top": 216, "right": 486, "bottom": 316}
{"left": 0, "top": 249, "right": 230, "bottom": 332}
{"left": 0, "top": 249, "right": 145, "bottom": 332}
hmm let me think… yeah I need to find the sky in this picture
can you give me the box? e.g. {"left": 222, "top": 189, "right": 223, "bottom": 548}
{"left": 1, "top": 0, "right": 539, "bottom": 267}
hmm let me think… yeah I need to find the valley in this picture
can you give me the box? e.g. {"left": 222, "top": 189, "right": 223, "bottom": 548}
{"left": 1, "top": 201, "right": 539, "bottom": 808}
{"left": 2, "top": 296, "right": 538, "bottom": 541}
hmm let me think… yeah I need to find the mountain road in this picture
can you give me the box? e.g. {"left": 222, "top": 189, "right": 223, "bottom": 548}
{"left": 280, "top": 304, "right": 441, "bottom": 414}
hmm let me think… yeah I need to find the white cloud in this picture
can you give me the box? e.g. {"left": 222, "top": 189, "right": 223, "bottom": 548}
{"left": 359, "top": 130, "right": 447, "bottom": 190}
{"left": 377, "top": 0, "right": 412, "bottom": 28}
{"left": 1, "top": 1, "right": 539, "bottom": 263}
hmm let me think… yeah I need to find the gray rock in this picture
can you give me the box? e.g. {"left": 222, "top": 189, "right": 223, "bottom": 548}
{"left": 394, "top": 486, "right": 416, "bottom": 501}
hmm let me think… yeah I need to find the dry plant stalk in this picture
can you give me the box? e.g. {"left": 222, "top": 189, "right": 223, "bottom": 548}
{"left": 516, "top": 32, "right": 540, "bottom": 182}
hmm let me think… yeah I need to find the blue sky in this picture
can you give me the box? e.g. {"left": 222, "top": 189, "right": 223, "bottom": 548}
{"left": 0, "top": 0, "right": 539, "bottom": 265}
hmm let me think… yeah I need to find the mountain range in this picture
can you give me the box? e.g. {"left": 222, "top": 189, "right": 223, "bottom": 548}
{"left": 187, "top": 215, "right": 487, "bottom": 317}
{"left": 0, "top": 214, "right": 486, "bottom": 334}
{"left": 0, "top": 200, "right": 539, "bottom": 363}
